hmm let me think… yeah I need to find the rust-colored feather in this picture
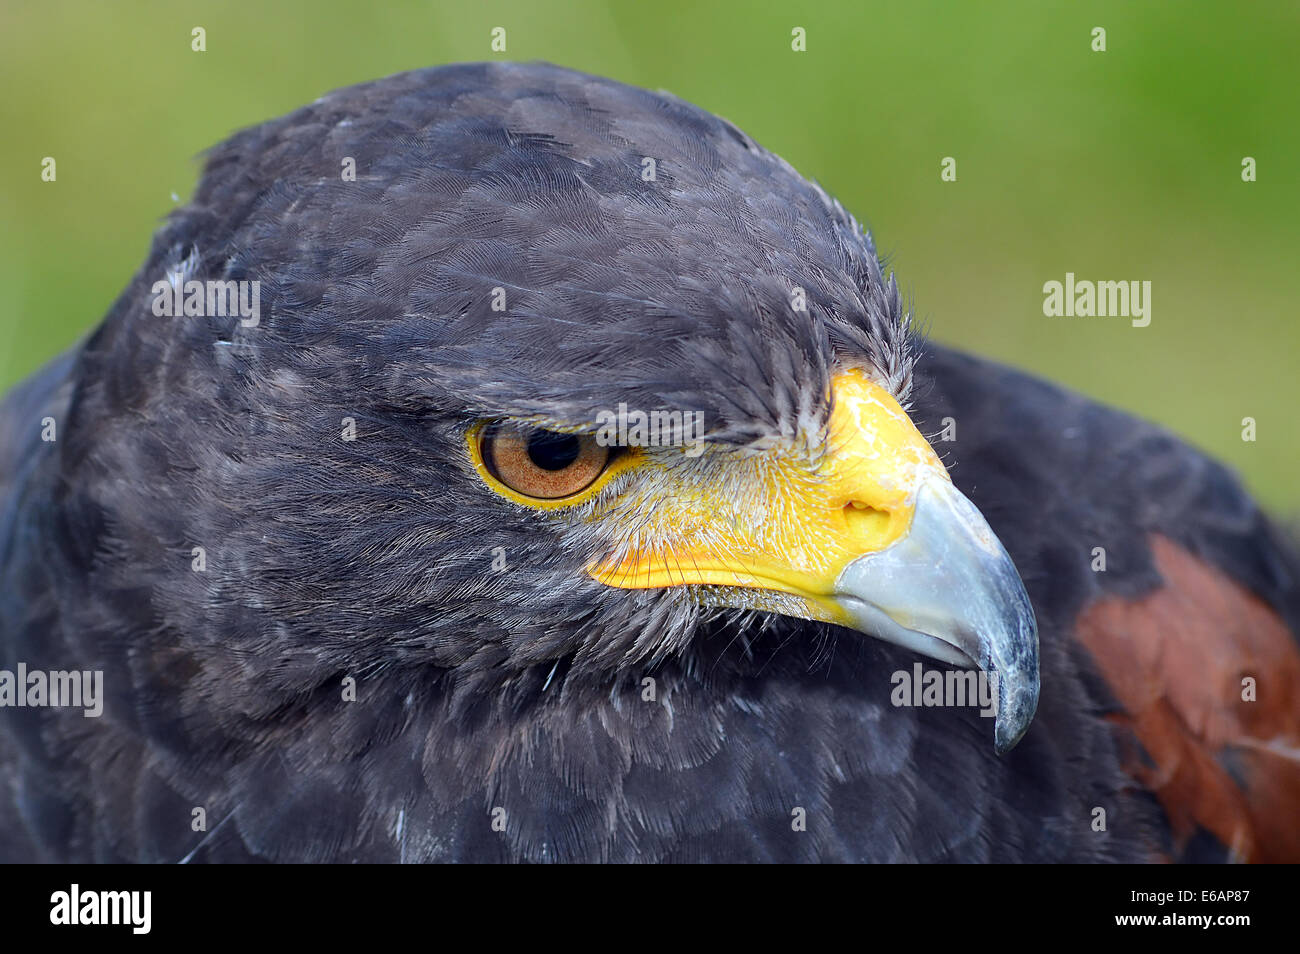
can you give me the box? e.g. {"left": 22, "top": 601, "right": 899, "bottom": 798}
{"left": 1078, "top": 534, "right": 1300, "bottom": 862}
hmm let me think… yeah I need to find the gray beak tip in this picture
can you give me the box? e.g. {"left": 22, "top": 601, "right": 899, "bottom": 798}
{"left": 991, "top": 632, "right": 1040, "bottom": 754}
{"left": 994, "top": 730, "right": 1023, "bottom": 756}
{"left": 834, "top": 476, "right": 1042, "bottom": 755}
{"left": 993, "top": 692, "right": 1037, "bottom": 755}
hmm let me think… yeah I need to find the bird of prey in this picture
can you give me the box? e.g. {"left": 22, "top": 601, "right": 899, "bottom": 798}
{"left": 1, "top": 62, "right": 1297, "bottom": 863}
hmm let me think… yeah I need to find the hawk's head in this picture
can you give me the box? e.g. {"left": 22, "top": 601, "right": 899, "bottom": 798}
{"left": 80, "top": 62, "right": 1037, "bottom": 752}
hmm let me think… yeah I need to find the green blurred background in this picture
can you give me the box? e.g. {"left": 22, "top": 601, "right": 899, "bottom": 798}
{"left": 1, "top": 1, "right": 1296, "bottom": 510}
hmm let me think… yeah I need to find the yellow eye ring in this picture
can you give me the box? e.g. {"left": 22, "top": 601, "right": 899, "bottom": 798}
{"left": 466, "top": 421, "right": 641, "bottom": 509}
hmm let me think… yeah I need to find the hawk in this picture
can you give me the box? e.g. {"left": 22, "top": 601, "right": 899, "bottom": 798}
{"left": 1, "top": 62, "right": 1296, "bottom": 862}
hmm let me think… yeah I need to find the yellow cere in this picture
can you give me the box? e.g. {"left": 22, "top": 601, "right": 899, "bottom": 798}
{"left": 587, "top": 368, "right": 950, "bottom": 614}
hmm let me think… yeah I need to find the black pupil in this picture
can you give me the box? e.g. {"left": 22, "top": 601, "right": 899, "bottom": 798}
{"left": 526, "top": 431, "right": 581, "bottom": 471}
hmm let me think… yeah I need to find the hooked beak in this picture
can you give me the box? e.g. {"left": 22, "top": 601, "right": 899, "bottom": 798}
{"left": 833, "top": 476, "right": 1039, "bottom": 753}
{"left": 588, "top": 368, "right": 1040, "bottom": 752}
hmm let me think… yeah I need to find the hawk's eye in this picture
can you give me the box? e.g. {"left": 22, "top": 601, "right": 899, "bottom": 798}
{"left": 480, "top": 424, "right": 611, "bottom": 500}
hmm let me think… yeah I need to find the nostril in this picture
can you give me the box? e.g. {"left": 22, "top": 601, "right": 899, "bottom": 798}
{"left": 843, "top": 500, "right": 889, "bottom": 533}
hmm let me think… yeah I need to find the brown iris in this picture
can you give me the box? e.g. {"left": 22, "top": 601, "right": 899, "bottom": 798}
{"left": 480, "top": 424, "right": 611, "bottom": 500}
